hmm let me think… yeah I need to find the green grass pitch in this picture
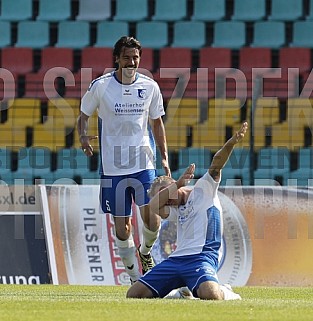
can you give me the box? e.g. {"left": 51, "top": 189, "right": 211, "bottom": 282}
{"left": 0, "top": 285, "right": 313, "bottom": 321}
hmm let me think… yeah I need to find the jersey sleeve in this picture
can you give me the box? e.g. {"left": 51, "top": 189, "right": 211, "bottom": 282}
{"left": 80, "top": 80, "right": 99, "bottom": 116}
{"left": 149, "top": 82, "right": 165, "bottom": 119}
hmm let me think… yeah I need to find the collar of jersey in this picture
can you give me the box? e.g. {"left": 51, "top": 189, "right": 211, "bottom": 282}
{"left": 113, "top": 71, "right": 139, "bottom": 85}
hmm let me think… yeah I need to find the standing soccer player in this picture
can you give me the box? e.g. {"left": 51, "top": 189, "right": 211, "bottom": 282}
{"left": 77, "top": 36, "right": 171, "bottom": 283}
{"left": 127, "top": 122, "right": 248, "bottom": 300}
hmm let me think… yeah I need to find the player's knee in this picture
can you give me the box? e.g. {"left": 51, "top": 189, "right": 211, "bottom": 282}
{"left": 197, "top": 281, "right": 223, "bottom": 300}
{"left": 126, "top": 282, "right": 153, "bottom": 299}
{"left": 126, "top": 287, "right": 138, "bottom": 298}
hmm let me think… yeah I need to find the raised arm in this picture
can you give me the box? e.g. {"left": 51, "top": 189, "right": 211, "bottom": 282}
{"left": 209, "top": 121, "right": 248, "bottom": 181}
{"left": 150, "top": 117, "right": 171, "bottom": 177}
{"left": 149, "top": 164, "right": 195, "bottom": 219}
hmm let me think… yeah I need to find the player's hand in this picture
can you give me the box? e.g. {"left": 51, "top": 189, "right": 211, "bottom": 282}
{"left": 161, "top": 159, "right": 171, "bottom": 177}
{"left": 232, "top": 121, "right": 248, "bottom": 145}
{"left": 80, "top": 135, "right": 98, "bottom": 156}
{"left": 176, "top": 163, "right": 195, "bottom": 188}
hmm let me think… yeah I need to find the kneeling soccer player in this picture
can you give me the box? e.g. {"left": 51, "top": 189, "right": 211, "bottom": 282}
{"left": 126, "top": 122, "right": 248, "bottom": 300}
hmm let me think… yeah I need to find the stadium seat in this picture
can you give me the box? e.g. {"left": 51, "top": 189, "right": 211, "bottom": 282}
{"left": 212, "top": 21, "right": 246, "bottom": 49}
{"left": 239, "top": 47, "right": 272, "bottom": 73}
{"left": 199, "top": 48, "right": 232, "bottom": 70}
{"left": 1, "top": 48, "right": 34, "bottom": 75}
{"left": 0, "top": 21, "right": 11, "bottom": 47}
{"left": 268, "top": 0, "right": 303, "bottom": 21}
{"left": 251, "top": 21, "right": 286, "bottom": 49}
{"left": 80, "top": 47, "right": 114, "bottom": 77}
{"left": 287, "top": 98, "right": 313, "bottom": 149}
{"left": 152, "top": 0, "right": 187, "bottom": 21}
{"left": 254, "top": 147, "right": 291, "bottom": 185}
{"left": 76, "top": 0, "right": 111, "bottom": 21}
{"left": 0, "top": 148, "right": 12, "bottom": 184}
{"left": 0, "top": 98, "right": 41, "bottom": 150}
{"left": 47, "top": 98, "right": 80, "bottom": 127}
{"left": 136, "top": 21, "right": 168, "bottom": 49}
{"left": 191, "top": 0, "right": 226, "bottom": 21}
{"left": 0, "top": 0, "right": 33, "bottom": 21}
{"left": 32, "top": 123, "right": 69, "bottom": 151}
{"left": 209, "top": 98, "right": 242, "bottom": 129}
{"left": 15, "top": 21, "right": 50, "bottom": 48}
{"left": 55, "top": 21, "right": 90, "bottom": 49}
{"left": 114, "top": 0, "right": 148, "bottom": 21}
{"left": 39, "top": 47, "right": 74, "bottom": 73}
{"left": 306, "top": 0, "right": 313, "bottom": 20}
{"left": 172, "top": 147, "right": 211, "bottom": 179}
{"left": 53, "top": 148, "right": 80, "bottom": 181}
{"left": 3, "top": 98, "right": 42, "bottom": 126}
{"left": 164, "top": 98, "right": 199, "bottom": 150}
{"left": 192, "top": 121, "right": 226, "bottom": 151}
{"left": 171, "top": 21, "right": 206, "bottom": 49}
{"left": 156, "top": 48, "right": 192, "bottom": 98}
{"left": 138, "top": 48, "right": 154, "bottom": 73}
{"left": 290, "top": 21, "right": 313, "bottom": 48}
{"left": 196, "top": 48, "right": 233, "bottom": 99}
{"left": 278, "top": 47, "right": 311, "bottom": 76}
{"left": 94, "top": 21, "right": 129, "bottom": 48}
{"left": 231, "top": 0, "right": 266, "bottom": 21}
{"left": 1, "top": 47, "right": 34, "bottom": 75}
{"left": 36, "top": 0, "right": 71, "bottom": 22}
{"left": 220, "top": 147, "right": 251, "bottom": 186}
{"left": 238, "top": 47, "right": 272, "bottom": 96}
{"left": 159, "top": 48, "right": 192, "bottom": 68}
{"left": 24, "top": 73, "right": 60, "bottom": 100}
{"left": 271, "top": 122, "right": 294, "bottom": 149}
{"left": 11, "top": 147, "right": 54, "bottom": 185}
{"left": 0, "top": 122, "right": 28, "bottom": 150}
{"left": 165, "top": 98, "right": 200, "bottom": 126}
{"left": 25, "top": 52, "right": 76, "bottom": 99}
{"left": 0, "top": 67, "right": 16, "bottom": 100}
{"left": 253, "top": 98, "right": 280, "bottom": 148}
{"left": 289, "top": 148, "right": 313, "bottom": 186}
{"left": 53, "top": 148, "right": 98, "bottom": 182}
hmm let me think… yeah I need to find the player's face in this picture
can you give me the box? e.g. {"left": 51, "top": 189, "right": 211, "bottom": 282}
{"left": 116, "top": 47, "right": 140, "bottom": 81}
{"left": 156, "top": 184, "right": 183, "bottom": 207}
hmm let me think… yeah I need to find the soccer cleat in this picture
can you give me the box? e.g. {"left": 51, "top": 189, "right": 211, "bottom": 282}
{"left": 221, "top": 284, "right": 242, "bottom": 300}
{"left": 137, "top": 245, "right": 155, "bottom": 275}
{"left": 165, "top": 287, "right": 198, "bottom": 300}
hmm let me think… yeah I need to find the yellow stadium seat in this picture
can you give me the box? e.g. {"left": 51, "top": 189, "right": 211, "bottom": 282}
{"left": 3, "top": 98, "right": 41, "bottom": 126}
{"left": 47, "top": 98, "right": 80, "bottom": 128}
{"left": 271, "top": 122, "right": 291, "bottom": 149}
{"left": 164, "top": 124, "right": 189, "bottom": 150}
{"left": 0, "top": 123, "right": 27, "bottom": 149}
{"left": 208, "top": 98, "right": 242, "bottom": 127}
{"left": 165, "top": 98, "right": 200, "bottom": 126}
{"left": 192, "top": 121, "right": 225, "bottom": 151}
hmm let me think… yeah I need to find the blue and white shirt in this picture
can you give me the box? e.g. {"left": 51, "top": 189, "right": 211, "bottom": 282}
{"left": 168, "top": 172, "right": 223, "bottom": 268}
{"left": 80, "top": 71, "right": 165, "bottom": 176}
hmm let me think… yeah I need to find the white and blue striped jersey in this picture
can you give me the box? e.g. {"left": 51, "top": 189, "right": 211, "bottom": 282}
{"left": 80, "top": 71, "right": 165, "bottom": 176}
{"left": 168, "top": 172, "right": 223, "bottom": 267}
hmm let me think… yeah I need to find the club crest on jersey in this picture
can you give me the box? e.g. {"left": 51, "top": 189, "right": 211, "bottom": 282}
{"left": 137, "top": 89, "right": 147, "bottom": 99}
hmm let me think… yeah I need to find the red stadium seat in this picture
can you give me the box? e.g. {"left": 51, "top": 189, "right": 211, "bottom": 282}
{"left": 38, "top": 47, "right": 74, "bottom": 74}
{"left": 238, "top": 47, "right": 272, "bottom": 97}
{"left": 1, "top": 47, "right": 34, "bottom": 75}
{"left": 155, "top": 48, "right": 192, "bottom": 99}
{"left": 80, "top": 47, "right": 114, "bottom": 78}
{"left": 279, "top": 47, "right": 311, "bottom": 76}
{"left": 138, "top": 48, "right": 154, "bottom": 73}
{"left": 159, "top": 47, "right": 192, "bottom": 68}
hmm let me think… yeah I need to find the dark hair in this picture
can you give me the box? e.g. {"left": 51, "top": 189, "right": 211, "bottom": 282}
{"left": 113, "top": 36, "right": 142, "bottom": 57}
